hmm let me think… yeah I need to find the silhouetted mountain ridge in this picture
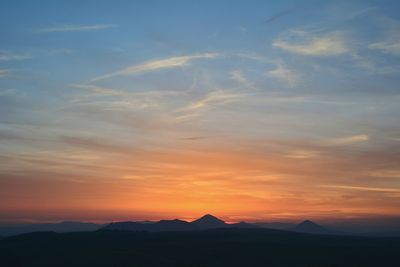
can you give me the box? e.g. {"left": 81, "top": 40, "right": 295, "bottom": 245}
{"left": 253, "top": 222, "right": 296, "bottom": 230}
{"left": 103, "top": 215, "right": 343, "bottom": 234}
{"left": 230, "top": 221, "right": 260, "bottom": 229}
{"left": 0, "top": 221, "right": 103, "bottom": 236}
{"left": 2, "top": 215, "right": 396, "bottom": 237}
{"left": 291, "top": 220, "right": 334, "bottom": 235}
{"left": 104, "top": 218, "right": 198, "bottom": 232}
{"left": 103, "top": 214, "right": 261, "bottom": 232}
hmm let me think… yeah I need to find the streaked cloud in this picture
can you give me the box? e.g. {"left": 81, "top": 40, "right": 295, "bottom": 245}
{"left": 180, "top": 136, "right": 209, "bottom": 141}
{"left": 73, "top": 84, "right": 139, "bottom": 97}
{"left": 60, "top": 135, "right": 133, "bottom": 154}
{"left": 323, "top": 134, "right": 369, "bottom": 146}
{"left": 0, "top": 89, "right": 17, "bottom": 96}
{"left": 267, "top": 63, "right": 301, "bottom": 87}
{"left": 230, "top": 70, "right": 257, "bottom": 90}
{"left": 273, "top": 30, "right": 349, "bottom": 56}
{"left": 367, "top": 15, "right": 400, "bottom": 55}
{"left": 234, "top": 52, "right": 271, "bottom": 63}
{"left": 284, "top": 149, "right": 320, "bottom": 159}
{"left": 174, "top": 90, "right": 243, "bottom": 121}
{"left": 321, "top": 185, "right": 400, "bottom": 193}
{"left": 48, "top": 49, "right": 73, "bottom": 56}
{"left": 368, "top": 41, "right": 400, "bottom": 55}
{"left": 264, "top": 5, "right": 298, "bottom": 24}
{"left": 0, "top": 51, "right": 31, "bottom": 61}
{"left": 90, "top": 53, "right": 219, "bottom": 82}
{"left": 181, "top": 90, "right": 243, "bottom": 112}
{"left": 0, "top": 69, "right": 12, "bottom": 77}
{"left": 72, "top": 83, "right": 181, "bottom": 96}
{"left": 37, "top": 24, "right": 117, "bottom": 33}
{"left": 367, "top": 170, "right": 400, "bottom": 179}
{"left": 347, "top": 7, "right": 377, "bottom": 20}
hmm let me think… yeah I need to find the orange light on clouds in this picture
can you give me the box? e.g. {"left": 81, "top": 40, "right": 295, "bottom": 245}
{"left": 1, "top": 138, "right": 399, "bottom": 223}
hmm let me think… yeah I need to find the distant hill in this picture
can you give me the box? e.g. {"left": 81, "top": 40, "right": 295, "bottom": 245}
{"left": 0, "top": 221, "right": 103, "bottom": 236}
{"left": 252, "top": 220, "right": 335, "bottom": 234}
{"left": 103, "top": 221, "right": 152, "bottom": 231}
{"left": 229, "top": 221, "right": 260, "bottom": 229}
{"left": 104, "top": 219, "right": 198, "bottom": 232}
{"left": 290, "top": 220, "right": 334, "bottom": 235}
{"left": 155, "top": 219, "right": 198, "bottom": 231}
{"left": 253, "top": 222, "right": 296, "bottom": 230}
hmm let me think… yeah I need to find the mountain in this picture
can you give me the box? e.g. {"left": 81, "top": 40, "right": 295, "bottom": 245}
{"left": 0, "top": 221, "right": 103, "bottom": 236}
{"left": 104, "top": 219, "right": 198, "bottom": 232}
{"left": 104, "top": 214, "right": 265, "bottom": 232}
{"left": 156, "top": 219, "right": 198, "bottom": 231}
{"left": 230, "top": 222, "right": 260, "bottom": 229}
{"left": 103, "top": 221, "right": 152, "bottom": 231}
{"left": 291, "top": 220, "right": 333, "bottom": 235}
{"left": 253, "top": 222, "right": 296, "bottom": 230}
{"left": 105, "top": 214, "right": 227, "bottom": 232}
{"left": 191, "top": 214, "right": 227, "bottom": 229}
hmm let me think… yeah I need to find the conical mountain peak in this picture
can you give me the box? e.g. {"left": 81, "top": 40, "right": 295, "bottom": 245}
{"left": 293, "top": 220, "right": 331, "bottom": 234}
{"left": 299, "top": 220, "right": 318, "bottom": 226}
{"left": 191, "top": 214, "right": 226, "bottom": 229}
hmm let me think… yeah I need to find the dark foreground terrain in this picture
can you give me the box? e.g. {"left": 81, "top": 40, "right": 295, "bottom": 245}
{"left": 1, "top": 228, "right": 399, "bottom": 267}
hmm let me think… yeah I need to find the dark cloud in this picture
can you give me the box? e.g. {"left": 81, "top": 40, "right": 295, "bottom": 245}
{"left": 264, "top": 5, "right": 299, "bottom": 24}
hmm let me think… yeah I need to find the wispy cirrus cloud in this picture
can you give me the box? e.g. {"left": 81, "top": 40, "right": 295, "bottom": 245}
{"left": 0, "top": 89, "right": 17, "bottom": 96}
{"left": 37, "top": 24, "right": 117, "bottom": 33}
{"left": 72, "top": 83, "right": 184, "bottom": 99}
{"left": 284, "top": 149, "right": 320, "bottom": 159}
{"left": 264, "top": 5, "right": 299, "bottom": 24}
{"left": 267, "top": 63, "right": 301, "bottom": 87}
{"left": 181, "top": 90, "right": 243, "bottom": 112}
{"left": 368, "top": 41, "right": 400, "bottom": 55}
{"left": 273, "top": 30, "right": 349, "bottom": 56}
{"left": 71, "top": 83, "right": 184, "bottom": 111}
{"left": 230, "top": 70, "right": 257, "bottom": 90}
{"left": 323, "top": 134, "right": 369, "bottom": 146}
{"left": 0, "top": 51, "right": 31, "bottom": 61}
{"left": 72, "top": 84, "right": 142, "bottom": 97}
{"left": 59, "top": 135, "right": 133, "bottom": 154}
{"left": 367, "top": 170, "right": 400, "bottom": 179}
{"left": 180, "top": 136, "right": 209, "bottom": 141}
{"left": 48, "top": 49, "right": 73, "bottom": 56}
{"left": 0, "top": 69, "right": 13, "bottom": 77}
{"left": 174, "top": 90, "right": 243, "bottom": 121}
{"left": 321, "top": 185, "right": 400, "bottom": 193}
{"left": 368, "top": 16, "right": 400, "bottom": 55}
{"left": 90, "top": 53, "right": 219, "bottom": 82}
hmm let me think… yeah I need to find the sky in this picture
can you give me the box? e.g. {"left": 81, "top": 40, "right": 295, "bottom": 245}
{"left": 0, "top": 0, "right": 400, "bottom": 226}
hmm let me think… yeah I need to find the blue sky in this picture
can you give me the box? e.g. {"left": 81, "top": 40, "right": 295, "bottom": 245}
{"left": 1, "top": 0, "right": 400, "bottom": 224}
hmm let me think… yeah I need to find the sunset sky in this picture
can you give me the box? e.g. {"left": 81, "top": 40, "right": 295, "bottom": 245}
{"left": 1, "top": 0, "right": 400, "bottom": 224}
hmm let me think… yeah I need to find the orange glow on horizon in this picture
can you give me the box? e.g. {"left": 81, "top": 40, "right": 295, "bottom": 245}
{"left": 1, "top": 141, "right": 399, "bottom": 223}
